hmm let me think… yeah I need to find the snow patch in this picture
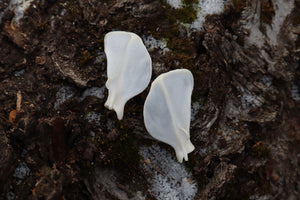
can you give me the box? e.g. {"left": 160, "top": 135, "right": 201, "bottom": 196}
{"left": 140, "top": 144, "right": 197, "bottom": 200}
{"left": 94, "top": 50, "right": 106, "bottom": 64}
{"left": 86, "top": 111, "right": 101, "bottom": 126}
{"left": 9, "top": 0, "right": 35, "bottom": 24}
{"left": 6, "top": 186, "right": 15, "bottom": 200}
{"left": 90, "top": 131, "right": 96, "bottom": 137}
{"left": 249, "top": 195, "right": 271, "bottom": 200}
{"left": 198, "top": 147, "right": 207, "bottom": 156}
{"left": 165, "top": 0, "right": 229, "bottom": 31}
{"left": 79, "top": 86, "right": 105, "bottom": 102}
{"left": 106, "top": 120, "right": 115, "bottom": 131}
{"left": 13, "top": 162, "right": 30, "bottom": 184}
{"left": 0, "top": 0, "right": 9, "bottom": 24}
{"left": 242, "top": 4, "right": 265, "bottom": 48}
{"left": 189, "top": 0, "right": 227, "bottom": 31}
{"left": 200, "top": 0, "right": 226, "bottom": 15}
{"left": 242, "top": 0, "right": 294, "bottom": 47}
{"left": 143, "top": 36, "right": 170, "bottom": 55}
{"left": 14, "top": 69, "right": 25, "bottom": 76}
{"left": 54, "top": 86, "right": 74, "bottom": 110}
{"left": 266, "top": 0, "right": 294, "bottom": 45}
{"left": 60, "top": 8, "right": 67, "bottom": 16}
{"left": 165, "top": 0, "right": 183, "bottom": 8}
{"left": 241, "top": 91, "right": 264, "bottom": 109}
{"left": 238, "top": 86, "right": 264, "bottom": 109}
{"left": 85, "top": 168, "right": 145, "bottom": 200}
{"left": 225, "top": 99, "right": 241, "bottom": 120}
{"left": 291, "top": 83, "right": 300, "bottom": 102}
{"left": 259, "top": 75, "right": 272, "bottom": 88}
{"left": 191, "top": 101, "right": 200, "bottom": 121}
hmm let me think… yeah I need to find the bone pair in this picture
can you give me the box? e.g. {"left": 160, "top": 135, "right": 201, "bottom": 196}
{"left": 104, "top": 31, "right": 194, "bottom": 162}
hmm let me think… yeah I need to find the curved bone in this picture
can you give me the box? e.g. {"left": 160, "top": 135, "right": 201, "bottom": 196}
{"left": 104, "top": 31, "right": 152, "bottom": 120}
{"left": 143, "top": 69, "right": 195, "bottom": 162}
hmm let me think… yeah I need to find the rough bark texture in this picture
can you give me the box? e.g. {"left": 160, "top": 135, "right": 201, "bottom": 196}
{"left": 0, "top": 0, "right": 299, "bottom": 199}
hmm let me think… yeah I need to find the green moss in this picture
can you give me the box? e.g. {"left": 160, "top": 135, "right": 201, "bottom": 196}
{"left": 96, "top": 38, "right": 105, "bottom": 51}
{"left": 101, "top": 130, "right": 141, "bottom": 182}
{"left": 175, "top": 4, "right": 197, "bottom": 24}
{"left": 157, "top": 0, "right": 197, "bottom": 25}
{"left": 169, "top": 0, "right": 198, "bottom": 24}
{"left": 78, "top": 49, "right": 95, "bottom": 66}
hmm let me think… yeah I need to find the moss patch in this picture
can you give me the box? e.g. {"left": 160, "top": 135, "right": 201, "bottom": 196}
{"left": 77, "top": 49, "right": 96, "bottom": 67}
{"left": 158, "top": 0, "right": 198, "bottom": 24}
{"left": 175, "top": 0, "right": 198, "bottom": 24}
{"left": 101, "top": 130, "right": 141, "bottom": 182}
{"left": 175, "top": 4, "right": 198, "bottom": 24}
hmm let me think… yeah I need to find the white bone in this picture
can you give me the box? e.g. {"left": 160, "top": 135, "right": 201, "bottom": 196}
{"left": 104, "top": 31, "right": 152, "bottom": 120}
{"left": 143, "top": 69, "right": 195, "bottom": 162}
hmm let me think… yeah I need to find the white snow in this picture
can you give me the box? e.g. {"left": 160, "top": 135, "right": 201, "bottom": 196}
{"left": 165, "top": 0, "right": 228, "bottom": 31}
{"left": 249, "top": 195, "right": 271, "bottom": 200}
{"left": 86, "top": 111, "right": 101, "bottom": 126}
{"left": 140, "top": 144, "right": 198, "bottom": 200}
{"left": 259, "top": 75, "right": 272, "bottom": 88}
{"left": 0, "top": 0, "right": 9, "bottom": 24}
{"left": 241, "top": 91, "right": 264, "bottom": 109}
{"left": 6, "top": 187, "right": 15, "bottom": 200}
{"left": 242, "top": 4, "right": 265, "bottom": 48}
{"left": 106, "top": 120, "right": 115, "bottom": 131}
{"left": 189, "top": 0, "right": 227, "bottom": 31}
{"left": 165, "top": 0, "right": 183, "bottom": 8}
{"left": 143, "top": 35, "right": 170, "bottom": 55}
{"left": 94, "top": 50, "right": 106, "bottom": 64}
{"left": 191, "top": 101, "right": 200, "bottom": 121}
{"left": 85, "top": 168, "right": 145, "bottom": 200}
{"left": 266, "top": 0, "right": 294, "bottom": 45}
{"left": 14, "top": 69, "right": 25, "bottom": 76}
{"left": 54, "top": 86, "right": 74, "bottom": 110}
{"left": 9, "top": 0, "right": 35, "bottom": 24}
{"left": 79, "top": 86, "right": 105, "bottom": 102}
{"left": 198, "top": 147, "right": 207, "bottom": 156}
{"left": 237, "top": 86, "right": 264, "bottom": 109}
{"left": 291, "top": 83, "right": 300, "bottom": 102}
{"left": 13, "top": 162, "right": 30, "bottom": 184}
{"left": 199, "top": 0, "right": 226, "bottom": 15}
{"left": 243, "top": 0, "right": 294, "bottom": 47}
